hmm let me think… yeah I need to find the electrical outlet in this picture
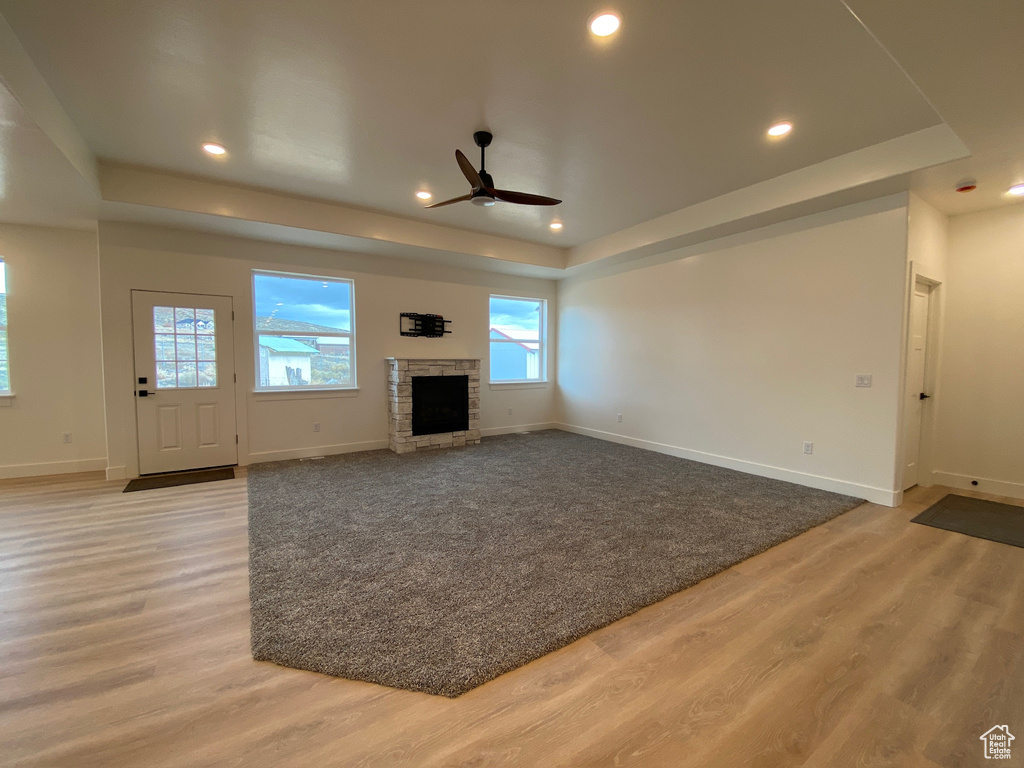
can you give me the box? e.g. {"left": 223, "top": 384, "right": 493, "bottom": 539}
{"left": 855, "top": 374, "right": 872, "bottom": 388}
{"left": 507, "top": 407, "right": 513, "bottom": 416}
{"left": 616, "top": 413, "right": 622, "bottom": 423}
{"left": 803, "top": 441, "right": 813, "bottom": 455}
{"left": 313, "top": 422, "right": 320, "bottom": 433}
{"left": 62, "top": 432, "right": 72, "bottom": 444}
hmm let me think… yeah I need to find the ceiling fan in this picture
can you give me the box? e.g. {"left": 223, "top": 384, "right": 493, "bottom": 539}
{"left": 426, "top": 131, "right": 562, "bottom": 209}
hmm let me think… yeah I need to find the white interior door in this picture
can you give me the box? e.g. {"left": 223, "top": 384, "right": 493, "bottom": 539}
{"left": 902, "top": 280, "right": 932, "bottom": 490}
{"left": 132, "top": 291, "right": 237, "bottom": 474}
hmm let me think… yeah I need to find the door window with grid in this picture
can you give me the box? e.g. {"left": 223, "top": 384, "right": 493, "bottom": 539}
{"left": 153, "top": 306, "right": 218, "bottom": 388}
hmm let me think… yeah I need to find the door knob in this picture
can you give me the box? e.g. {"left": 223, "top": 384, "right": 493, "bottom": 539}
{"left": 138, "top": 389, "right": 153, "bottom": 397}
{"left": 919, "top": 392, "right": 931, "bottom": 400}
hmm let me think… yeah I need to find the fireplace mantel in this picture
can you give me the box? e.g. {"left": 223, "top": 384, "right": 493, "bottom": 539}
{"left": 386, "top": 358, "right": 481, "bottom": 454}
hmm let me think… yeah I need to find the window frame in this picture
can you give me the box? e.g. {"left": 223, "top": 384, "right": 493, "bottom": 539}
{"left": 488, "top": 294, "right": 547, "bottom": 384}
{"left": 252, "top": 269, "right": 357, "bottom": 392}
{"left": 151, "top": 305, "right": 220, "bottom": 390}
{"left": 0, "top": 259, "right": 10, "bottom": 396}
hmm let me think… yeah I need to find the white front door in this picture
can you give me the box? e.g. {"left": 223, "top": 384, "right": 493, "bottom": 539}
{"left": 902, "top": 279, "right": 933, "bottom": 490}
{"left": 132, "top": 291, "right": 238, "bottom": 475}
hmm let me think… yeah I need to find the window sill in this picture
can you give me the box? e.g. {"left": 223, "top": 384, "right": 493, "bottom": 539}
{"left": 0, "top": 393, "right": 13, "bottom": 407}
{"left": 252, "top": 388, "right": 359, "bottom": 402}
{"left": 488, "top": 381, "right": 549, "bottom": 390}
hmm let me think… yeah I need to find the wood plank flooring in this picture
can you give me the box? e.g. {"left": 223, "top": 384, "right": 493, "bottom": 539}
{"left": 0, "top": 471, "right": 1021, "bottom": 767}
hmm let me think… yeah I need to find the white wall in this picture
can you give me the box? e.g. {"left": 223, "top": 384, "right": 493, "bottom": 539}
{"left": 98, "top": 223, "right": 558, "bottom": 479}
{"left": 557, "top": 197, "right": 910, "bottom": 505}
{"left": 0, "top": 224, "right": 107, "bottom": 477}
{"left": 907, "top": 193, "right": 949, "bottom": 283}
{"left": 931, "top": 204, "right": 1024, "bottom": 498}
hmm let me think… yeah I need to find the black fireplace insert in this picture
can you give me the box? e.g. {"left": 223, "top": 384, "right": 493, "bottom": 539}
{"left": 411, "top": 375, "right": 469, "bottom": 436}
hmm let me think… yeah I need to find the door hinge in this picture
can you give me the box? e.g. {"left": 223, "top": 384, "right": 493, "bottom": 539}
{"left": 232, "top": 310, "right": 235, "bottom": 320}
{"left": 234, "top": 373, "right": 237, "bottom": 383}
{"left": 236, "top": 435, "right": 239, "bottom": 444}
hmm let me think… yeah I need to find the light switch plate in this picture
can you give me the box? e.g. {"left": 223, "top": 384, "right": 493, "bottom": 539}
{"left": 855, "top": 374, "right": 872, "bottom": 388}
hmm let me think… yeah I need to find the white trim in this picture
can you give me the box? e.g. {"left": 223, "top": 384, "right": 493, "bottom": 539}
{"left": 488, "top": 381, "right": 548, "bottom": 390}
{"left": 246, "top": 438, "right": 388, "bottom": 464}
{"left": 106, "top": 465, "right": 128, "bottom": 481}
{"left": 480, "top": 422, "right": 558, "bottom": 437}
{"left": 930, "top": 471, "right": 1024, "bottom": 501}
{"left": 897, "top": 260, "right": 945, "bottom": 493}
{"left": 252, "top": 388, "right": 359, "bottom": 401}
{"left": 555, "top": 423, "right": 900, "bottom": 507}
{"left": 0, "top": 457, "right": 107, "bottom": 480}
{"left": 489, "top": 294, "right": 547, "bottom": 382}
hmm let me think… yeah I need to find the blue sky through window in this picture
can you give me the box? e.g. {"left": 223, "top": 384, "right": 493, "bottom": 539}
{"left": 254, "top": 273, "right": 351, "bottom": 331}
{"left": 489, "top": 297, "right": 541, "bottom": 340}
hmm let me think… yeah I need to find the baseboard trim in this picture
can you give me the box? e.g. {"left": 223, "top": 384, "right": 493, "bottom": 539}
{"left": 0, "top": 457, "right": 108, "bottom": 480}
{"left": 555, "top": 423, "right": 900, "bottom": 507}
{"left": 246, "top": 439, "right": 390, "bottom": 464}
{"left": 480, "top": 422, "right": 559, "bottom": 437}
{"left": 930, "top": 471, "right": 1024, "bottom": 501}
{"left": 246, "top": 427, "right": 560, "bottom": 463}
{"left": 106, "top": 465, "right": 128, "bottom": 481}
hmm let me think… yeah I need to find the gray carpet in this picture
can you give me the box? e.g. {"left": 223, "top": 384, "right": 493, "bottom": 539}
{"left": 248, "top": 430, "right": 863, "bottom": 697}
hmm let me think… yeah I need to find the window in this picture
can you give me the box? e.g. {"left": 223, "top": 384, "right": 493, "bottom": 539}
{"left": 253, "top": 271, "right": 355, "bottom": 389}
{"left": 0, "top": 260, "right": 9, "bottom": 394}
{"left": 489, "top": 295, "right": 546, "bottom": 382}
{"left": 153, "top": 306, "right": 219, "bottom": 388}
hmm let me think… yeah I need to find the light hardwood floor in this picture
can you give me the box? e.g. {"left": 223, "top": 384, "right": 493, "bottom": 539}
{"left": 1, "top": 470, "right": 1021, "bottom": 768}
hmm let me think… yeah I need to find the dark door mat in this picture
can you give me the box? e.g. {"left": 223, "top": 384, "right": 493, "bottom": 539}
{"left": 124, "top": 467, "right": 235, "bottom": 493}
{"left": 911, "top": 494, "right": 1024, "bottom": 548}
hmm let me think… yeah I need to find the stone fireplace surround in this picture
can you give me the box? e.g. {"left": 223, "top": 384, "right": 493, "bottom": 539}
{"left": 386, "top": 358, "right": 481, "bottom": 454}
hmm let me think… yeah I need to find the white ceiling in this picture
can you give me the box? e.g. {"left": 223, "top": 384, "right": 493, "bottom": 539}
{"left": 846, "top": 0, "right": 1024, "bottom": 216}
{"left": 0, "top": 0, "right": 1020, "bottom": 272}
{"left": 0, "top": 79, "right": 97, "bottom": 228}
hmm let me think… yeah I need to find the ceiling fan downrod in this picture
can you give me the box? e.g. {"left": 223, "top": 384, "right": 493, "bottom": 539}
{"left": 473, "top": 130, "right": 493, "bottom": 175}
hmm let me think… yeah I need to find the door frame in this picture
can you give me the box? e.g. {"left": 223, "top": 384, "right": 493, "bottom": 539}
{"left": 896, "top": 262, "right": 943, "bottom": 494}
{"left": 130, "top": 289, "right": 240, "bottom": 475}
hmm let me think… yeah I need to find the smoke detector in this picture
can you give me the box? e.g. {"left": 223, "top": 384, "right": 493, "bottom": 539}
{"left": 955, "top": 179, "right": 977, "bottom": 193}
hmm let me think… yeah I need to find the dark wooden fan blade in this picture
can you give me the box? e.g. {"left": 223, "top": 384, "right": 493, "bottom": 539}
{"left": 425, "top": 193, "right": 473, "bottom": 208}
{"left": 456, "top": 150, "right": 483, "bottom": 190}
{"left": 489, "top": 188, "right": 562, "bottom": 206}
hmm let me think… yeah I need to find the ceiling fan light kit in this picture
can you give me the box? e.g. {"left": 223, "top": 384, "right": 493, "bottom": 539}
{"left": 426, "top": 131, "right": 562, "bottom": 210}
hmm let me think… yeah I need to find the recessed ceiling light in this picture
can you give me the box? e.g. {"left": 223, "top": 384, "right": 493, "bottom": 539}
{"left": 416, "top": 190, "right": 432, "bottom": 200}
{"left": 202, "top": 142, "right": 227, "bottom": 156}
{"left": 589, "top": 12, "right": 620, "bottom": 37}
{"left": 550, "top": 222, "right": 563, "bottom": 230}
{"left": 767, "top": 122, "right": 793, "bottom": 138}
{"left": 1007, "top": 183, "right": 1024, "bottom": 197}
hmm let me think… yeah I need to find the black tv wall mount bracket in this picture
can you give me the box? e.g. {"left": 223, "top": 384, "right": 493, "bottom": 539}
{"left": 400, "top": 313, "right": 452, "bottom": 338}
